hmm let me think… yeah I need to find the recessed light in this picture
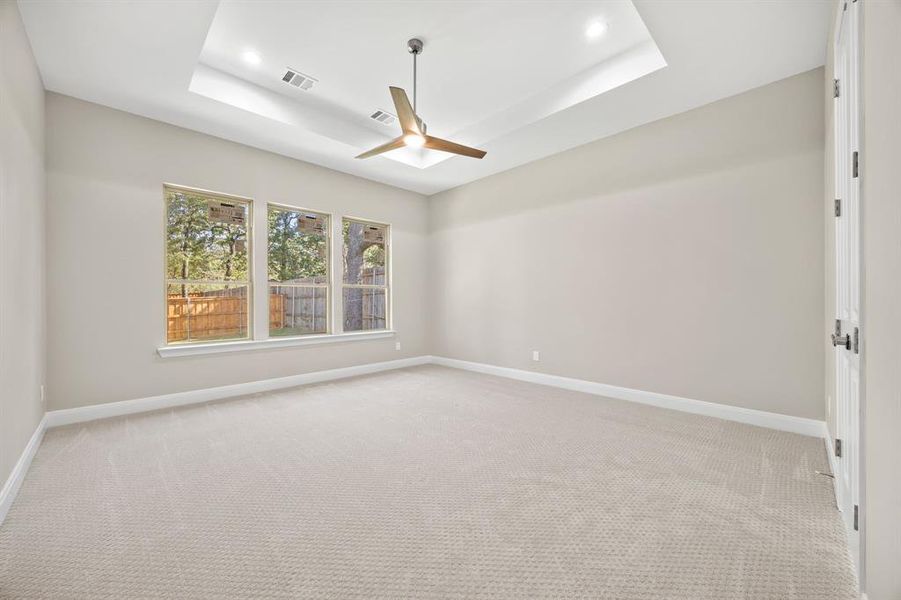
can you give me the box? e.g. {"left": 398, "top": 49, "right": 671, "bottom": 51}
{"left": 403, "top": 133, "right": 426, "bottom": 148}
{"left": 585, "top": 20, "right": 608, "bottom": 40}
{"left": 242, "top": 49, "right": 262, "bottom": 66}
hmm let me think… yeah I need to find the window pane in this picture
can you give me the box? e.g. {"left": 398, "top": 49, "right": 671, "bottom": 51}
{"left": 167, "top": 284, "right": 248, "bottom": 343}
{"left": 166, "top": 189, "right": 249, "bottom": 282}
{"left": 343, "top": 220, "right": 386, "bottom": 285}
{"left": 268, "top": 207, "right": 328, "bottom": 284}
{"left": 270, "top": 285, "right": 327, "bottom": 336}
{"left": 343, "top": 287, "right": 387, "bottom": 332}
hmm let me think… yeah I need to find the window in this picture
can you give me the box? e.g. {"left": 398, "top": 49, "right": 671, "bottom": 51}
{"left": 343, "top": 218, "right": 389, "bottom": 332}
{"left": 165, "top": 186, "right": 251, "bottom": 343}
{"left": 268, "top": 205, "right": 329, "bottom": 336}
{"left": 162, "top": 185, "right": 395, "bottom": 353}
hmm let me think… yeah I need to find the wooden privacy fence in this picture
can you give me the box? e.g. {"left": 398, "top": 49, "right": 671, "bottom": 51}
{"left": 270, "top": 286, "right": 327, "bottom": 334}
{"left": 343, "top": 287, "right": 386, "bottom": 331}
{"left": 167, "top": 294, "right": 284, "bottom": 342}
{"left": 168, "top": 272, "right": 384, "bottom": 341}
{"left": 348, "top": 266, "right": 386, "bottom": 330}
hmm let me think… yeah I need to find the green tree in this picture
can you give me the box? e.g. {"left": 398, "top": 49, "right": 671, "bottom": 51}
{"left": 167, "top": 191, "right": 212, "bottom": 295}
{"left": 267, "top": 209, "right": 326, "bottom": 283}
{"left": 212, "top": 222, "right": 248, "bottom": 281}
{"left": 166, "top": 190, "right": 248, "bottom": 295}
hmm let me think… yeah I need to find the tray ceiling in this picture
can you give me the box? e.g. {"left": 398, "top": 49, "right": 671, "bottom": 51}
{"left": 18, "top": 0, "right": 830, "bottom": 195}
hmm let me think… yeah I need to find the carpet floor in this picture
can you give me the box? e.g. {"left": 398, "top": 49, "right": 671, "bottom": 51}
{"left": 0, "top": 365, "right": 856, "bottom": 599}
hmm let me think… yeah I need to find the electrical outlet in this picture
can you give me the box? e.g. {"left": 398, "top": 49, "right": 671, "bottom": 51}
{"left": 532, "top": 350, "right": 540, "bottom": 362}
{"left": 395, "top": 341, "right": 401, "bottom": 351}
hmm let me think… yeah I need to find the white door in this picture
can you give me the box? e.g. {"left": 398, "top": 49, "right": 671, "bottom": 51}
{"left": 832, "top": 0, "right": 861, "bottom": 573}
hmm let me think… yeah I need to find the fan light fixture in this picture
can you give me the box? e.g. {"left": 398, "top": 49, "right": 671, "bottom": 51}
{"left": 403, "top": 133, "right": 425, "bottom": 147}
{"left": 355, "top": 38, "right": 487, "bottom": 160}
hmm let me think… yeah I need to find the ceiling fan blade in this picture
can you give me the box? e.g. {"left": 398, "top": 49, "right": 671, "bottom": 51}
{"left": 355, "top": 136, "right": 407, "bottom": 159}
{"left": 389, "top": 86, "right": 422, "bottom": 135}
{"left": 423, "top": 136, "right": 487, "bottom": 159}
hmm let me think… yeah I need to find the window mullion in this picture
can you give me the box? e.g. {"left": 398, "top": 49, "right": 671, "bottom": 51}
{"left": 251, "top": 198, "right": 267, "bottom": 341}
{"left": 332, "top": 213, "right": 344, "bottom": 334}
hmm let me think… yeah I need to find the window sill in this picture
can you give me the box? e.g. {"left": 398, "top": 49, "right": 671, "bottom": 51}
{"left": 157, "top": 330, "right": 396, "bottom": 358}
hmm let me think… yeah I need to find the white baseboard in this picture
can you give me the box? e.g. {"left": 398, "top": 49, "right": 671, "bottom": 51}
{"left": 0, "top": 416, "right": 46, "bottom": 525}
{"left": 6, "top": 354, "right": 826, "bottom": 529}
{"left": 45, "top": 356, "right": 431, "bottom": 428}
{"left": 430, "top": 356, "right": 827, "bottom": 438}
{"left": 42, "top": 354, "right": 828, "bottom": 436}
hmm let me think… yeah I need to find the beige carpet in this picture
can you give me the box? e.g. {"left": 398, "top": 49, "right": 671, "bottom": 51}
{"left": 0, "top": 365, "right": 856, "bottom": 599}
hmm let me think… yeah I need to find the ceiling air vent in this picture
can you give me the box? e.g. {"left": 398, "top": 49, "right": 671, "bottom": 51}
{"left": 369, "top": 110, "right": 397, "bottom": 126}
{"left": 281, "top": 68, "right": 317, "bottom": 91}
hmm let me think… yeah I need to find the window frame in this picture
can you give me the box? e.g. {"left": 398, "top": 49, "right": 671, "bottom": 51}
{"left": 266, "top": 202, "right": 332, "bottom": 338}
{"left": 341, "top": 216, "right": 392, "bottom": 333}
{"left": 159, "top": 185, "right": 397, "bottom": 356}
{"left": 163, "top": 183, "right": 254, "bottom": 346}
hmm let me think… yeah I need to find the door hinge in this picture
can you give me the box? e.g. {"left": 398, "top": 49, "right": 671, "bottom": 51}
{"left": 853, "top": 151, "right": 859, "bottom": 178}
{"left": 833, "top": 79, "right": 840, "bottom": 98}
{"left": 853, "top": 327, "right": 860, "bottom": 354}
{"left": 853, "top": 504, "right": 859, "bottom": 530}
{"left": 835, "top": 199, "right": 841, "bottom": 217}
{"left": 831, "top": 320, "right": 851, "bottom": 350}
{"left": 835, "top": 438, "right": 843, "bottom": 458}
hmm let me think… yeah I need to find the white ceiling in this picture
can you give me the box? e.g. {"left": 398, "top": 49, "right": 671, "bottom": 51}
{"left": 194, "top": 1, "right": 663, "bottom": 170}
{"left": 18, "top": 0, "right": 830, "bottom": 195}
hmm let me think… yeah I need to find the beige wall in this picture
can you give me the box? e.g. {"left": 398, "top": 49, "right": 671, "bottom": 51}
{"left": 45, "top": 94, "right": 429, "bottom": 410}
{"left": 429, "top": 69, "right": 825, "bottom": 420}
{"left": 41, "top": 73, "right": 829, "bottom": 424}
{"left": 859, "top": 1, "right": 901, "bottom": 598}
{"left": 0, "top": 2, "right": 46, "bottom": 485}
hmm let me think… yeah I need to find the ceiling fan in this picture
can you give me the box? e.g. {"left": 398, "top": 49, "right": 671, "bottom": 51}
{"left": 356, "top": 38, "right": 486, "bottom": 160}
